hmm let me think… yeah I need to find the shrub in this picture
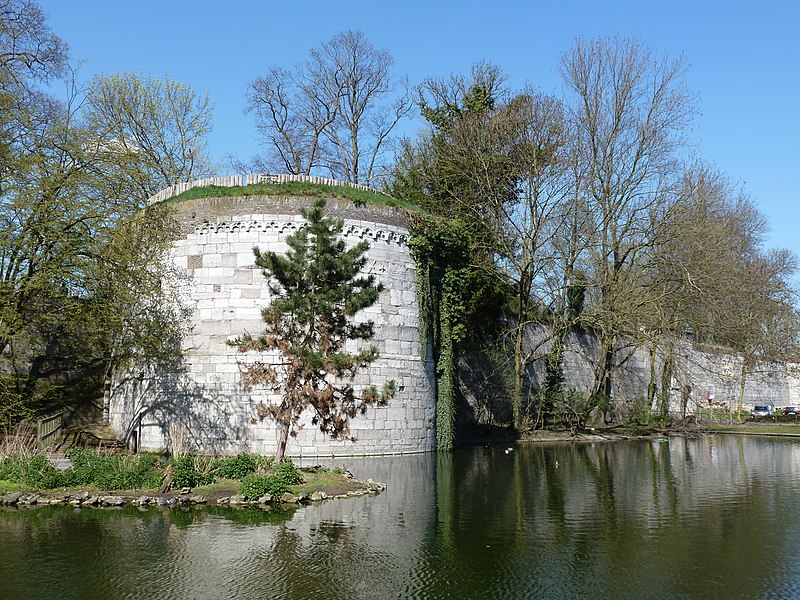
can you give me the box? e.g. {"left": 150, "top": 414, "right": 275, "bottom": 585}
{"left": 239, "top": 461, "right": 303, "bottom": 499}
{"left": 273, "top": 460, "right": 302, "bottom": 486}
{"left": 240, "top": 473, "right": 285, "bottom": 499}
{"left": 92, "top": 453, "right": 162, "bottom": 490}
{"left": 1, "top": 454, "right": 66, "bottom": 489}
{"left": 66, "top": 447, "right": 103, "bottom": 486}
{"left": 211, "top": 453, "right": 259, "bottom": 480}
{"left": 0, "top": 456, "right": 17, "bottom": 481}
{"left": 63, "top": 448, "right": 163, "bottom": 491}
{"left": 170, "top": 455, "right": 198, "bottom": 488}
{"left": 169, "top": 455, "right": 213, "bottom": 489}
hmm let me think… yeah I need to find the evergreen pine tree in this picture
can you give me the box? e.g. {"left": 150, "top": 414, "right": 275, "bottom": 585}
{"left": 233, "top": 199, "right": 394, "bottom": 462}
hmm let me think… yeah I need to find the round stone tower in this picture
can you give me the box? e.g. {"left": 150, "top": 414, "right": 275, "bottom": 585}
{"left": 107, "top": 180, "right": 435, "bottom": 457}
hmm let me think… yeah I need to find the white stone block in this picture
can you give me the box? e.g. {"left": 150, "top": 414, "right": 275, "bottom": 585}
{"left": 203, "top": 254, "right": 222, "bottom": 268}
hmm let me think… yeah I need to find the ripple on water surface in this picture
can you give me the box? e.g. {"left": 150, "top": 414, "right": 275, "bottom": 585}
{"left": 5, "top": 437, "right": 800, "bottom": 599}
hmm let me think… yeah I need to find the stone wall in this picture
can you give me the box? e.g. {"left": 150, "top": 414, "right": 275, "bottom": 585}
{"left": 108, "top": 195, "right": 436, "bottom": 457}
{"left": 111, "top": 184, "right": 800, "bottom": 454}
{"left": 459, "top": 326, "right": 800, "bottom": 426}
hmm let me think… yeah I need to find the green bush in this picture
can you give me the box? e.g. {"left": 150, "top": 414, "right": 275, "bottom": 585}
{"left": 169, "top": 455, "right": 214, "bottom": 488}
{"left": 63, "top": 448, "right": 163, "bottom": 491}
{"left": 0, "top": 449, "right": 298, "bottom": 493}
{"left": 28, "top": 456, "right": 66, "bottom": 488}
{"left": 170, "top": 456, "right": 200, "bottom": 488}
{"left": 239, "top": 462, "right": 302, "bottom": 499}
{"left": 273, "top": 461, "right": 302, "bottom": 486}
{"left": 1, "top": 449, "right": 166, "bottom": 491}
{"left": 66, "top": 447, "right": 104, "bottom": 486}
{"left": 210, "top": 453, "right": 259, "bottom": 480}
{"left": 92, "top": 453, "right": 162, "bottom": 490}
{"left": 240, "top": 473, "right": 285, "bottom": 499}
{"left": 0, "top": 454, "right": 66, "bottom": 489}
{"left": 0, "top": 456, "right": 17, "bottom": 480}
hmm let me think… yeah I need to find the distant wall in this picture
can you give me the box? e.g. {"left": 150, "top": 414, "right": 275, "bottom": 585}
{"left": 460, "top": 327, "right": 800, "bottom": 425}
{"left": 108, "top": 194, "right": 436, "bottom": 457}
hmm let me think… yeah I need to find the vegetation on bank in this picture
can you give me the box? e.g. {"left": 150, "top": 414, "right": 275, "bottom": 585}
{"left": 0, "top": 448, "right": 353, "bottom": 501}
{"left": 164, "top": 181, "right": 421, "bottom": 213}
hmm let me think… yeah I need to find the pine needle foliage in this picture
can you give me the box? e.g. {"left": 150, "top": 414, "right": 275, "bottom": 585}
{"left": 232, "top": 199, "right": 394, "bottom": 462}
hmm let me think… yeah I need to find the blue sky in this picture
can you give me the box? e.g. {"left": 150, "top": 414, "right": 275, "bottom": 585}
{"left": 39, "top": 0, "right": 799, "bottom": 256}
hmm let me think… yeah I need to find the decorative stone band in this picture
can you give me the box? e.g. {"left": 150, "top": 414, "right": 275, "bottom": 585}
{"left": 195, "top": 219, "right": 410, "bottom": 247}
{"left": 146, "top": 173, "right": 389, "bottom": 206}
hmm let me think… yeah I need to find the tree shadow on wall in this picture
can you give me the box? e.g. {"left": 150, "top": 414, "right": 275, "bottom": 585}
{"left": 111, "top": 355, "right": 255, "bottom": 455}
{"left": 457, "top": 349, "right": 514, "bottom": 427}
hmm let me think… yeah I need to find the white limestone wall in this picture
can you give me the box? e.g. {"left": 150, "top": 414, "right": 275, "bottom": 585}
{"left": 108, "top": 196, "right": 436, "bottom": 457}
{"left": 461, "top": 325, "right": 800, "bottom": 426}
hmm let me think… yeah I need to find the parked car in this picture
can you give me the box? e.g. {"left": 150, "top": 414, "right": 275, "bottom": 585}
{"left": 784, "top": 406, "right": 799, "bottom": 415}
{"left": 751, "top": 405, "right": 772, "bottom": 418}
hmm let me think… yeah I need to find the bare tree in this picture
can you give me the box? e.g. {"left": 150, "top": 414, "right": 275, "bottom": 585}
{"left": 714, "top": 247, "right": 799, "bottom": 418}
{"left": 560, "top": 36, "right": 696, "bottom": 406}
{"left": 641, "top": 166, "right": 766, "bottom": 419}
{"left": 246, "top": 30, "right": 411, "bottom": 185}
{"left": 0, "top": 0, "right": 67, "bottom": 87}
{"left": 246, "top": 66, "right": 336, "bottom": 176}
{"left": 493, "top": 90, "right": 577, "bottom": 427}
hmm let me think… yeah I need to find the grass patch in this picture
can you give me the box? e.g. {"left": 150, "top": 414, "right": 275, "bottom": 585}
{"left": 0, "top": 480, "right": 25, "bottom": 494}
{"left": 701, "top": 421, "right": 800, "bottom": 435}
{"left": 292, "top": 469, "right": 364, "bottom": 495}
{"left": 163, "top": 181, "right": 422, "bottom": 213}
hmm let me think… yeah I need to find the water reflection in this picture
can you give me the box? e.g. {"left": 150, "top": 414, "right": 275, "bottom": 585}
{"left": 3, "top": 436, "right": 800, "bottom": 599}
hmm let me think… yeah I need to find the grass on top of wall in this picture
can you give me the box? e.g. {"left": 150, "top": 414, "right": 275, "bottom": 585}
{"left": 164, "top": 181, "right": 422, "bottom": 213}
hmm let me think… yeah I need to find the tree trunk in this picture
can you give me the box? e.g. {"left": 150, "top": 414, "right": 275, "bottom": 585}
{"left": 593, "top": 339, "right": 614, "bottom": 423}
{"left": 737, "top": 361, "right": 748, "bottom": 421}
{"left": 512, "top": 319, "right": 525, "bottom": 430}
{"left": 659, "top": 346, "right": 674, "bottom": 423}
{"left": 275, "top": 420, "right": 290, "bottom": 463}
{"left": 647, "top": 339, "right": 657, "bottom": 420}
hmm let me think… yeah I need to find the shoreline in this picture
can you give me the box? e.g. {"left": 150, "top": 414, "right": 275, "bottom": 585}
{"left": 0, "top": 468, "right": 387, "bottom": 511}
{"left": 6, "top": 422, "right": 800, "bottom": 510}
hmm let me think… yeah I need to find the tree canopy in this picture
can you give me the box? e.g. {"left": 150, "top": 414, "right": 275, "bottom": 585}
{"left": 244, "top": 30, "right": 411, "bottom": 186}
{"left": 0, "top": 2, "right": 210, "bottom": 427}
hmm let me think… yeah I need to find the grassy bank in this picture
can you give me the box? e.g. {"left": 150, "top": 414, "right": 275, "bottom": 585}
{"left": 699, "top": 420, "right": 800, "bottom": 436}
{"left": 0, "top": 448, "right": 378, "bottom": 501}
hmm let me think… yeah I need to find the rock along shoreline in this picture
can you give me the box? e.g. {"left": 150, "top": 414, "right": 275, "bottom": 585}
{"left": 0, "top": 478, "right": 387, "bottom": 510}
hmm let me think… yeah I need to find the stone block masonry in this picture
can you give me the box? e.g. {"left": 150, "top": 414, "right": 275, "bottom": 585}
{"left": 108, "top": 193, "right": 436, "bottom": 457}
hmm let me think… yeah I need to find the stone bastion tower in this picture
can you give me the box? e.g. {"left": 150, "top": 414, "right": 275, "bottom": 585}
{"left": 107, "top": 175, "right": 436, "bottom": 457}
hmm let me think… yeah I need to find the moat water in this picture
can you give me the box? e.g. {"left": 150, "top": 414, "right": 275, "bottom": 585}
{"left": 2, "top": 435, "right": 800, "bottom": 599}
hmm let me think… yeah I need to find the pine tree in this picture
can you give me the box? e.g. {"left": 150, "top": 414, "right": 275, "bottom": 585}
{"left": 233, "top": 199, "right": 394, "bottom": 462}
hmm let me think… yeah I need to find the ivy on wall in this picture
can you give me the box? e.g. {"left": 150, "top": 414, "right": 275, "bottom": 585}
{"left": 409, "top": 213, "right": 503, "bottom": 451}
